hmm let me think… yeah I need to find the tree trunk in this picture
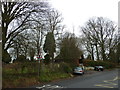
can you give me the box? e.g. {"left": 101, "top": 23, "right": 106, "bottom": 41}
{"left": 91, "top": 44, "right": 94, "bottom": 60}
{"left": 101, "top": 44, "right": 106, "bottom": 61}
{"left": 95, "top": 44, "right": 99, "bottom": 60}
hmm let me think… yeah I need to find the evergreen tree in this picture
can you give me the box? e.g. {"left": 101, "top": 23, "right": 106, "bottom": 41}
{"left": 58, "top": 33, "right": 82, "bottom": 64}
{"left": 43, "top": 32, "right": 56, "bottom": 62}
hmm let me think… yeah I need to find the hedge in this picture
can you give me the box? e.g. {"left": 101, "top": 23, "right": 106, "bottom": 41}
{"left": 83, "top": 60, "right": 116, "bottom": 69}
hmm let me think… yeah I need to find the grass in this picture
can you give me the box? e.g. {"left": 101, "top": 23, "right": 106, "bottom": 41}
{"left": 2, "top": 62, "right": 73, "bottom": 88}
{"left": 3, "top": 60, "right": 118, "bottom": 88}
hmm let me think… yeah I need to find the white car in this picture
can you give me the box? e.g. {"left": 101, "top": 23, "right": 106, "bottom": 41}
{"left": 94, "top": 66, "right": 104, "bottom": 71}
{"left": 73, "top": 67, "right": 84, "bottom": 75}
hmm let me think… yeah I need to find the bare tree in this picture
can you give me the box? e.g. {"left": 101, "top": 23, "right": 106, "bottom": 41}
{"left": 45, "top": 9, "right": 63, "bottom": 33}
{"left": 80, "top": 36, "right": 95, "bottom": 60}
{"left": 30, "top": 23, "right": 45, "bottom": 56}
{"left": 25, "top": 8, "right": 48, "bottom": 58}
{"left": 43, "top": 9, "right": 64, "bottom": 61}
{"left": 1, "top": 1, "right": 49, "bottom": 62}
{"left": 9, "top": 30, "right": 31, "bottom": 60}
{"left": 81, "top": 17, "right": 117, "bottom": 61}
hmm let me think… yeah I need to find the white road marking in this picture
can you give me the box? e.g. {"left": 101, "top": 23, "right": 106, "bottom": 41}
{"left": 36, "top": 84, "right": 64, "bottom": 89}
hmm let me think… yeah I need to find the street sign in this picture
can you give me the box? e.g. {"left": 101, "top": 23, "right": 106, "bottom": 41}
{"left": 37, "top": 54, "right": 43, "bottom": 59}
{"left": 36, "top": 55, "right": 43, "bottom": 63}
{"left": 37, "top": 56, "right": 42, "bottom": 59}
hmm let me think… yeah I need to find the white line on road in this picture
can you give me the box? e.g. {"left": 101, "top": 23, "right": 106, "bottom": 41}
{"left": 36, "top": 84, "right": 64, "bottom": 89}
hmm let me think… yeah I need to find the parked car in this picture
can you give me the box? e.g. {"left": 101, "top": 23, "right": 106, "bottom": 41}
{"left": 94, "top": 66, "right": 104, "bottom": 71}
{"left": 73, "top": 67, "right": 84, "bottom": 75}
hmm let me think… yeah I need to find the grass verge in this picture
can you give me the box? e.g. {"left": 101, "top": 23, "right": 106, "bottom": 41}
{"left": 2, "top": 62, "right": 73, "bottom": 88}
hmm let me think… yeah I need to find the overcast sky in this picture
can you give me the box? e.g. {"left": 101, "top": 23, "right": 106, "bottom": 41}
{"left": 49, "top": 0, "right": 119, "bottom": 36}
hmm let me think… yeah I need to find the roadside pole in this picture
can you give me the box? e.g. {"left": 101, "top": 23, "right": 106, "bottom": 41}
{"left": 37, "top": 54, "right": 42, "bottom": 77}
{"left": 38, "top": 57, "right": 40, "bottom": 77}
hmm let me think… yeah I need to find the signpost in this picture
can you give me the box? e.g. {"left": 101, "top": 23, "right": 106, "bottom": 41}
{"left": 37, "top": 54, "right": 43, "bottom": 77}
{"left": 37, "top": 55, "right": 42, "bottom": 63}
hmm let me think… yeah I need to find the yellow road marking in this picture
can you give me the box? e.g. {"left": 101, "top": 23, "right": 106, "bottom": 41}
{"left": 113, "top": 76, "right": 118, "bottom": 81}
{"left": 103, "top": 81, "right": 117, "bottom": 85}
{"left": 95, "top": 84, "right": 114, "bottom": 88}
{"left": 95, "top": 76, "right": 119, "bottom": 88}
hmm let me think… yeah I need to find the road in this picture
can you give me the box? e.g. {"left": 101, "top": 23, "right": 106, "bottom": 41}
{"left": 33, "top": 69, "right": 119, "bottom": 89}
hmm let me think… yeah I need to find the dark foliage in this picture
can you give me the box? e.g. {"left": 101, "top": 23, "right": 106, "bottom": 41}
{"left": 43, "top": 32, "right": 56, "bottom": 61}
{"left": 44, "top": 54, "right": 50, "bottom": 64}
{"left": 15, "top": 55, "right": 28, "bottom": 62}
{"left": 58, "top": 33, "right": 82, "bottom": 64}
{"left": 2, "top": 50, "right": 11, "bottom": 63}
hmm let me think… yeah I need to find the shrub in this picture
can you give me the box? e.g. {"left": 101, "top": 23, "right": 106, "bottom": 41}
{"left": 2, "top": 50, "right": 11, "bottom": 63}
{"left": 39, "top": 73, "right": 51, "bottom": 82}
{"left": 44, "top": 54, "right": 50, "bottom": 64}
{"left": 15, "top": 55, "right": 27, "bottom": 62}
{"left": 60, "top": 62, "right": 72, "bottom": 73}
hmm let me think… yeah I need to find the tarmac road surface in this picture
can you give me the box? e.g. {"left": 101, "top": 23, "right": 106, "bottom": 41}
{"left": 33, "top": 69, "right": 119, "bottom": 89}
